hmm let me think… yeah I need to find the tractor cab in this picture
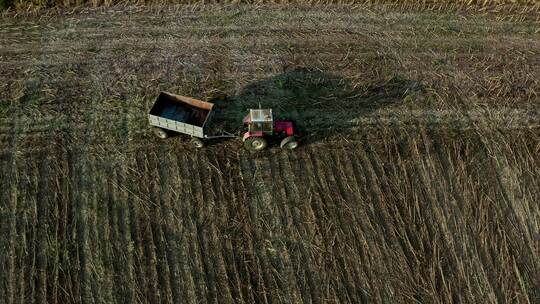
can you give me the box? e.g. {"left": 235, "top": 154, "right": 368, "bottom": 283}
{"left": 243, "top": 109, "right": 273, "bottom": 135}
{"left": 242, "top": 108, "right": 298, "bottom": 151}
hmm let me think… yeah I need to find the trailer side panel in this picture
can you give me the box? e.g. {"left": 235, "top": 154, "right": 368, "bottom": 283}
{"left": 149, "top": 114, "right": 204, "bottom": 138}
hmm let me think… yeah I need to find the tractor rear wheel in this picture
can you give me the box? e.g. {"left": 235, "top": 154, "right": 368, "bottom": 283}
{"left": 190, "top": 137, "right": 205, "bottom": 149}
{"left": 152, "top": 127, "right": 168, "bottom": 139}
{"left": 244, "top": 137, "right": 267, "bottom": 151}
{"left": 280, "top": 136, "right": 298, "bottom": 150}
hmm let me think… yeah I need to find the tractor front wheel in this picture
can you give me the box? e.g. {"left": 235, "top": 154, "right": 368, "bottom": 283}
{"left": 152, "top": 127, "right": 168, "bottom": 139}
{"left": 244, "top": 137, "right": 267, "bottom": 151}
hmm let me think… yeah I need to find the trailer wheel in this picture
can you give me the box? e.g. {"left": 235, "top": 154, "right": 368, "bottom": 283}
{"left": 190, "top": 138, "right": 205, "bottom": 149}
{"left": 152, "top": 127, "right": 168, "bottom": 139}
{"left": 280, "top": 136, "right": 298, "bottom": 150}
{"left": 244, "top": 137, "right": 267, "bottom": 151}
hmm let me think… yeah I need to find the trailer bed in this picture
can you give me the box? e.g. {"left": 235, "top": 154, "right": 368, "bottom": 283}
{"left": 148, "top": 92, "right": 214, "bottom": 138}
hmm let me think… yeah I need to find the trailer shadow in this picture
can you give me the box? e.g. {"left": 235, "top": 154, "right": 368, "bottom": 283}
{"left": 209, "top": 67, "right": 422, "bottom": 145}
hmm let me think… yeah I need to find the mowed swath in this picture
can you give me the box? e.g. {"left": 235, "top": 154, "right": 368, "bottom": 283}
{"left": 1, "top": 129, "right": 539, "bottom": 303}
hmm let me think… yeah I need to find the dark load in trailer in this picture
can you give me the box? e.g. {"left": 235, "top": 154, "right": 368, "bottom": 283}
{"left": 148, "top": 92, "right": 233, "bottom": 148}
{"left": 149, "top": 92, "right": 214, "bottom": 138}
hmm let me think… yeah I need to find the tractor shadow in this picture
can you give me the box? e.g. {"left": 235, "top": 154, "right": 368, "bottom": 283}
{"left": 208, "top": 67, "right": 422, "bottom": 145}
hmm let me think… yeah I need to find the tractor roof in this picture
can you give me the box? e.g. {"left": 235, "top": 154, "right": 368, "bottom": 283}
{"left": 249, "top": 109, "right": 273, "bottom": 123}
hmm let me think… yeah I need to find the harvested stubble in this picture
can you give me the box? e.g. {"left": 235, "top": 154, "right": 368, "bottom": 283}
{"left": 0, "top": 4, "right": 540, "bottom": 304}
{"left": 2, "top": 0, "right": 540, "bottom": 13}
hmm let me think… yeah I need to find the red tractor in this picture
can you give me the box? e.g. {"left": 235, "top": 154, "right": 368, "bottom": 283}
{"left": 242, "top": 108, "right": 298, "bottom": 151}
{"left": 148, "top": 92, "right": 299, "bottom": 151}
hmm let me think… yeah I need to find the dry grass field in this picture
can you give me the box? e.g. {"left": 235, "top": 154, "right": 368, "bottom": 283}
{"left": 1, "top": 4, "right": 540, "bottom": 303}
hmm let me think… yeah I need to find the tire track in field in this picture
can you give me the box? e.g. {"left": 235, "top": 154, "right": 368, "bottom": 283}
{"left": 6, "top": 161, "right": 24, "bottom": 304}
{"left": 308, "top": 151, "right": 360, "bottom": 302}
{"left": 173, "top": 154, "right": 201, "bottom": 302}
{"left": 84, "top": 156, "right": 105, "bottom": 303}
{"left": 369, "top": 138, "right": 433, "bottom": 298}
{"left": 12, "top": 160, "right": 37, "bottom": 304}
{"left": 105, "top": 167, "right": 125, "bottom": 303}
{"left": 489, "top": 134, "right": 540, "bottom": 253}
{"left": 108, "top": 161, "right": 137, "bottom": 303}
{"left": 323, "top": 148, "right": 376, "bottom": 302}
{"left": 288, "top": 151, "right": 343, "bottom": 302}
{"left": 93, "top": 160, "right": 115, "bottom": 304}
{"left": 94, "top": 48, "right": 154, "bottom": 301}
{"left": 414, "top": 134, "right": 517, "bottom": 302}
{"left": 219, "top": 153, "right": 257, "bottom": 304}
{"left": 250, "top": 156, "right": 288, "bottom": 302}
{"left": 53, "top": 149, "right": 75, "bottom": 304}
{"left": 279, "top": 152, "right": 324, "bottom": 304}
{"left": 464, "top": 134, "right": 525, "bottom": 303}
{"left": 67, "top": 72, "right": 110, "bottom": 303}
{"left": 135, "top": 152, "right": 161, "bottom": 303}
{"left": 0, "top": 154, "right": 18, "bottom": 304}
{"left": 68, "top": 150, "right": 94, "bottom": 303}
{"left": 364, "top": 140, "right": 419, "bottom": 292}
{"left": 51, "top": 24, "right": 113, "bottom": 299}
{"left": 395, "top": 138, "right": 447, "bottom": 300}
{"left": 476, "top": 133, "right": 540, "bottom": 302}
{"left": 191, "top": 152, "right": 222, "bottom": 304}
{"left": 294, "top": 149, "right": 351, "bottom": 303}
{"left": 20, "top": 159, "right": 38, "bottom": 303}
{"left": 430, "top": 137, "right": 469, "bottom": 234}
{"left": 351, "top": 145, "right": 407, "bottom": 301}
{"left": 409, "top": 133, "right": 462, "bottom": 301}
{"left": 363, "top": 144, "right": 403, "bottom": 246}
{"left": 146, "top": 150, "right": 173, "bottom": 304}
{"left": 199, "top": 152, "right": 238, "bottom": 303}
{"left": 0, "top": 58, "right": 31, "bottom": 301}
{"left": 202, "top": 151, "right": 243, "bottom": 303}
{"left": 34, "top": 152, "right": 58, "bottom": 304}
{"left": 327, "top": 148, "right": 379, "bottom": 301}
{"left": 45, "top": 146, "right": 69, "bottom": 304}
{"left": 434, "top": 139, "right": 502, "bottom": 303}
{"left": 249, "top": 154, "right": 304, "bottom": 303}
{"left": 307, "top": 148, "right": 366, "bottom": 303}
{"left": 123, "top": 153, "right": 146, "bottom": 303}
{"left": 155, "top": 151, "right": 186, "bottom": 304}
{"left": 238, "top": 155, "right": 281, "bottom": 304}
{"left": 237, "top": 156, "right": 275, "bottom": 304}
{"left": 188, "top": 154, "right": 220, "bottom": 304}
{"left": 430, "top": 139, "right": 483, "bottom": 298}
{"left": 264, "top": 155, "right": 304, "bottom": 303}
{"left": 344, "top": 146, "right": 403, "bottom": 303}
{"left": 463, "top": 136, "right": 514, "bottom": 303}
{"left": 514, "top": 135, "right": 540, "bottom": 204}
{"left": 386, "top": 136, "right": 468, "bottom": 301}
{"left": 178, "top": 153, "right": 212, "bottom": 303}
{"left": 205, "top": 150, "right": 245, "bottom": 303}
{"left": 3, "top": 161, "right": 31, "bottom": 304}
{"left": 193, "top": 152, "right": 236, "bottom": 303}
{"left": 173, "top": 153, "right": 200, "bottom": 304}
